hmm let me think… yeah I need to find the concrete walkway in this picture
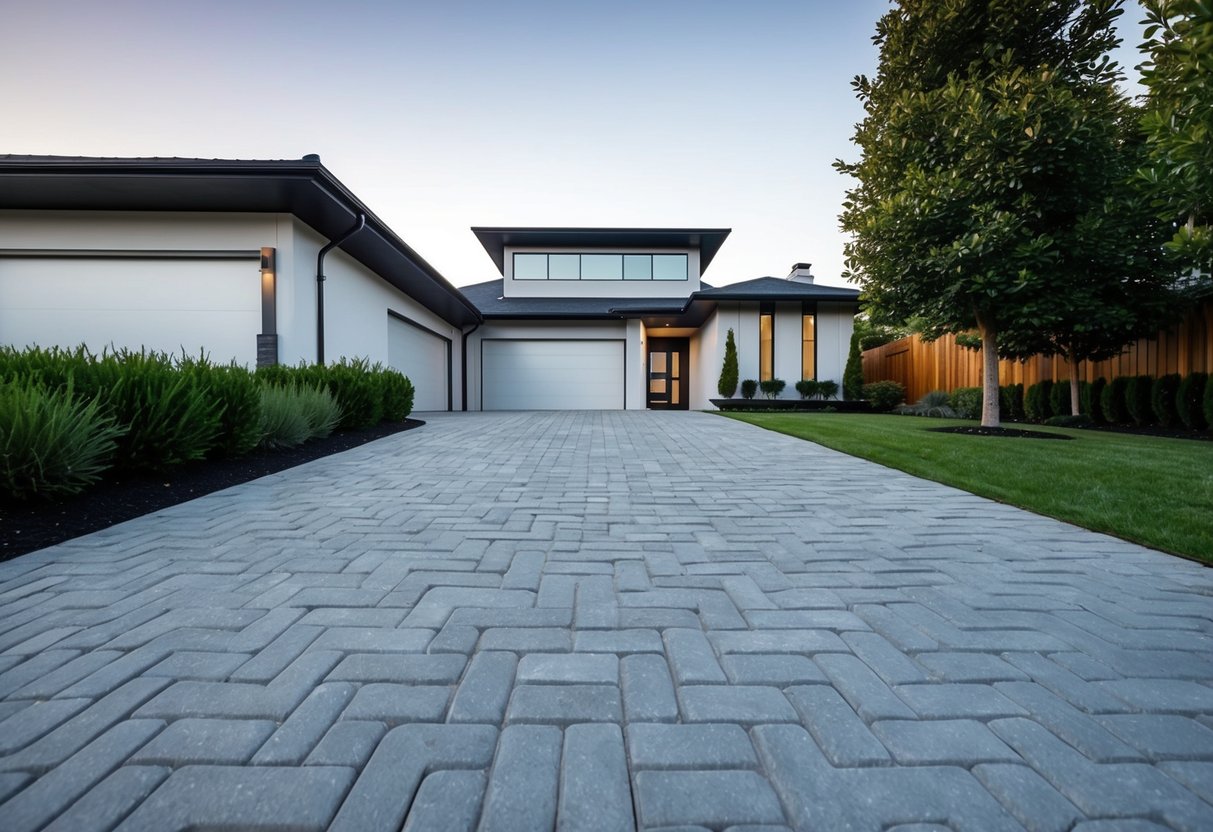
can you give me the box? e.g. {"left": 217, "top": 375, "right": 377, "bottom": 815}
{"left": 1, "top": 411, "right": 1211, "bottom": 831}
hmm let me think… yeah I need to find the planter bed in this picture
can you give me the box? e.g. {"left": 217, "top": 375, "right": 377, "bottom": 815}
{"left": 710, "top": 398, "right": 873, "bottom": 413}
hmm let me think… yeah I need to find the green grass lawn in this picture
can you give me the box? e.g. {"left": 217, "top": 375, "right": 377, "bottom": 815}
{"left": 722, "top": 412, "right": 1213, "bottom": 563}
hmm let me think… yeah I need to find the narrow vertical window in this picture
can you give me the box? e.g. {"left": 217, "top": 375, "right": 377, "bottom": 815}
{"left": 759, "top": 303, "right": 774, "bottom": 382}
{"left": 801, "top": 304, "right": 816, "bottom": 380}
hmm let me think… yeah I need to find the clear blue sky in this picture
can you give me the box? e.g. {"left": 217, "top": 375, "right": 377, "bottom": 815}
{"left": 2, "top": 1, "right": 1147, "bottom": 289}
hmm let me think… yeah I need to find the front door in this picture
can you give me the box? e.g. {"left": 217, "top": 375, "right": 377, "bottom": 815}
{"left": 647, "top": 338, "right": 689, "bottom": 410}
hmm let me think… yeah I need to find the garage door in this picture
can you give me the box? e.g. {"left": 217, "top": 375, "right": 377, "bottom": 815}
{"left": 0, "top": 257, "right": 260, "bottom": 365}
{"left": 388, "top": 314, "right": 449, "bottom": 411}
{"left": 482, "top": 339, "right": 625, "bottom": 410}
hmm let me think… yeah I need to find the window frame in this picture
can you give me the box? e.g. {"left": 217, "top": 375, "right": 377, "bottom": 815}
{"left": 759, "top": 301, "right": 775, "bottom": 383}
{"left": 511, "top": 252, "right": 689, "bottom": 282}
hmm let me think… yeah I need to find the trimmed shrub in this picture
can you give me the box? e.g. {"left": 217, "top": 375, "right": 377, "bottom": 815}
{"left": 817, "top": 380, "right": 840, "bottom": 400}
{"left": 1176, "top": 372, "right": 1208, "bottom": 430}
{"left": 297, "top": 385, "right": 343, "bottom": 441}
{"left": 379, "top": 368, "right": 415, "bottom": 421}
{"left": 1151, "top": 373, "right": 1182, "bottom": 427}
{"left": 1024, "top": 381, "right": 1054, "bottom": 422}
{"left": 1082, "top": 377, "right": 1107, "bottom": 423}
{"left": 949, "top": 387, "right": 982, "bottom": 420}
{"left": 1049, "top": 381, "right": 1073, "bottom": 417}
{"left": 718, "top": 328, "right": 739, "bottom": 397}
{"left": 759, "top": 378, "right": 786, "bottom": 399}
{"left": 1101, "top": 376, "right": 1130, "bottom": 424}
{"left": 740, "top": 379, "right": 758, "bottom": 400}
{"left": 1205, "top": 371, "right": 1213, "bottom": 430}
{"left": 843, "top": 332, "right": 864, "bottom": 400}
{"left": 795, "top": 379, "right": 820, "bottom": 400}
{"left": 0, "top": 380, "right": 124, "bottom": 500}
{"left": 1000, "top": 384, "right": 1025, "bottom": 421}
{"left": 1125, "top": 375, "right": 1155, "bottom": 426}
{"left": 311, "top": 358, "right": 384, "bottom": 429}
{"left": 862, "top": 380, "right": 905, "bottom": 411}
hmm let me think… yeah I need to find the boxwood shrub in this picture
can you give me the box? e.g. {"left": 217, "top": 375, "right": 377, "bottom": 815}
{"left": 948, "top": 387, "right": 982, "bottom": 420}
{"left": 1049, "top": 380, "right": 1073, "bottom": 417}
{"left": 1000, "top": 384, "right": 1024, "bottom": 421}
{"left": 862, "top": 380, "right": 905, "bottom": 412}
{"left": 1176, "top": 372, "right": 1208, "bottom": 430}
{"left": 758, "top": 378, "right": 787, "bottom": 400}
{"left": 1025, "top": 381, "right": 1053, "bottom": 422}
{"left": 1082, "top": 378, "right": 1107, "bottom": 423}
{"left": 740, "top": 379, "right": 758, "bottom": 400}
{"left": 1101, "top": 376, "right": 1130, "bottom": 424}
{"left": 1151, "top": 373, "right": 1182, "bottom": 428}
{"left": 1125, "top": 375, "right": 1155, "bottom": 426}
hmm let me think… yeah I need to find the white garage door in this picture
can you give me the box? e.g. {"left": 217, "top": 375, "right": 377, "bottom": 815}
{"left": 482, "top": 339, "right": 625, "bottom": 410}
{"left": 0, "top": 257, "right": 260, "bottom": 365}
{"left": 388, "top": 315, "right": 449, "bottom": 411}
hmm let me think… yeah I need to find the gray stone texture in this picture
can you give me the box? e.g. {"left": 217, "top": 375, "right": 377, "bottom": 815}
{"left": 1, "top": 410, "right": 1210, "bottom": 830}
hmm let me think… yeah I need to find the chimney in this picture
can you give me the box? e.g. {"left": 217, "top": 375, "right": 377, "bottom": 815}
{"left": 787, "top": 262, "right": 814, "bottom": 283}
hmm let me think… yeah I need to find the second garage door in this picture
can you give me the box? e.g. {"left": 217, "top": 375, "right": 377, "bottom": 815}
{"left": 482, "top": 339, "right": 625, "bottom": 410}
{"left": 388, "top": 314, "right": 450, "bottom": 412}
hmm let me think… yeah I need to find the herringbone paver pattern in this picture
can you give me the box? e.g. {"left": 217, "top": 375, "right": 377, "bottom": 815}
{"left": 1, "top": 411, "right": 1211, "bottom": 831}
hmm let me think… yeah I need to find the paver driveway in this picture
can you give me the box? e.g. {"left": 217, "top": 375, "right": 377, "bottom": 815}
{"left": 1, "top": 411, "right": 1211, "bottom": 831}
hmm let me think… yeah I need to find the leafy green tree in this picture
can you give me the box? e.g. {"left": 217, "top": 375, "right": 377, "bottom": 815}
{"left": 837, "top": 0, "right": 1136, "bottom": 426}
{"left": 718, "top": 328, "right": 739, "bottom": 397}
{"left": 1138, "top": 0, "right": 1213, "bottom": 277}
{"left": 843, "top": 330, "right": 865, "bottom": 400}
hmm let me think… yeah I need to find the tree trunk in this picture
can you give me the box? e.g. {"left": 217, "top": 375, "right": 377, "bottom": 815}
{"left": 1069, "top": 346, "right": 1081, "bottom": 416}
{"left": 975, "top": 312, "right": 1000, "bottom": 428}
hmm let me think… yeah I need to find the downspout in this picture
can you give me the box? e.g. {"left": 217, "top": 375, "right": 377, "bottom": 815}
{"left": 461, "top": 322, "right": 481, "bottom": 411}
{"left": 316, "top": 214, "right": 366, "bottom": 365}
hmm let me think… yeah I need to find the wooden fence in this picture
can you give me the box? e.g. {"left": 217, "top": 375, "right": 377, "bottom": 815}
{"left": 861, "top": 298, "right": 1213, "bottom": 403}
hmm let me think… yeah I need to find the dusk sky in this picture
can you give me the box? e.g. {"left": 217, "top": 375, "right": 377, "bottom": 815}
{"left": 3, "top": 1, "right": 1148, "bottom": 289}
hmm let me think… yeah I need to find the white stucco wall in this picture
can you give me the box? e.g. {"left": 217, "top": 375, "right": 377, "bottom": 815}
{"left": 816, "top": 302, "right": 854, "bottom": 392}
{"left": 689, "top": 309, "right": 721, "bottom": 410}
{"left": 286, "top": 222, "right": 463, "bottom": 410}
{"left": 466, "top": 319, "right": 635, "bottom": 410}
{"left": 503, "top": 246, "right": 701, "bottom": 299}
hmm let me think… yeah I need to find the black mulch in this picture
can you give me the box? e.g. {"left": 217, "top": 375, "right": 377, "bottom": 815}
{"left": 929, "top": 425, "right": 1074, "bottom": 440}
{"left": 0, "top": 419, "right": 424, "bottom": 563}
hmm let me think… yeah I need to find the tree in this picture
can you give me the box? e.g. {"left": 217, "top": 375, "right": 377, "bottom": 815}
{"left": 718, "top": 328, "right": 739, "bottom": 397}
{"left": 842, "top": 331, "right": 864, "bottom": 400}
{"left": 837, "top": 0, "right": 1134, "bottom": 426}
{"left": 1138, "top": 0, "right": 1213, "bottom": 278}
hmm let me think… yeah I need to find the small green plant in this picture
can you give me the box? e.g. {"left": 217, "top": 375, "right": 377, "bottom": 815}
{"left": 296, "top": 384, "right": 343, "bottom": 440}
{"left": 897, "top": 390, "right": 956, "bottom": 417}
{"left": 259, "top": 384, "right": 311, "bottom": 449}
{"left": 740, "top": 379, "right": 758, "bottom": 400}
{"left": 1176, "top": 372, "right": 1207, "bottom": 430}
{"left": 1151, "top": 373, "right": 1182, "bottom": 427}
{"left": 718, "top": 329, "right": 739, "bottom": 397}
{"left": 759, "top": 378, "right": 786, "bottom": 399}
{"left": 184, "top": 359, "right": 262, "bottom": 459}
{"left": 375, "top": 365, "right": 415, "bottom": 421}
{"left": 949, "top": 387, "right": 982, "bottom": 420}
{"left": 843, "top": 331, "right": 864, "bottom": 400}
{"left": 817, "top": 380, "right": 840, "bottom": 400}
{"left": 861, "top": 380, "right": 904, "bottom": 411}
{"left": 795, "top": 379, "right": 820, "bottom": 400}
{"left": 1125, "top": 375, "right": 1156, "bottom": 426}
{"left": 1101, "top": 376, "right": 1130, "bottom": 424}
{"left": 0, "top": 380, "right": 125, "bottom": 500}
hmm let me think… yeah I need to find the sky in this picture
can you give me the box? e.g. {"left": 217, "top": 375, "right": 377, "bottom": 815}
{"left": 2, "top": 1, "right": 1149, "bottom": 290}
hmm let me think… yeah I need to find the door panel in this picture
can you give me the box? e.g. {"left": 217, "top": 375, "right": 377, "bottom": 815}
{"left": 647, "top": 337, "right": 689, "bottom": 410}
{"left": 482, "top": 340, "right": 625, "bottom": 410}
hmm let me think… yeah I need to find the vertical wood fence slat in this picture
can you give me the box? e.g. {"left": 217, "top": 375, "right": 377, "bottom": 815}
{"left": 861, "top": 299, "right": 1213, "bottom": 402}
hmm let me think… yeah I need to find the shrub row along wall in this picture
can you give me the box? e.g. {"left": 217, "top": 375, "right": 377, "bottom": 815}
{"left": 861, "top": 298, "right": 1213, "bottom": 404}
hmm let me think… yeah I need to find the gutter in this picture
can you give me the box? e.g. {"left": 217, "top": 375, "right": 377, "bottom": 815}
{"left": 460, "top": 322, "right": 481, "bottom": 411}
{"left": 316, "top": 214, "right": 366, "bottom": 365}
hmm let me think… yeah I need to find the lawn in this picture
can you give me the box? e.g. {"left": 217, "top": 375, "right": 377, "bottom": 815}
{"left": 722, "top": 412, "right": 1213, "bottom": 563}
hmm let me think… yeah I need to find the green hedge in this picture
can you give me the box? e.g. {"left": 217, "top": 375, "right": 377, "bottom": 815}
{"left": 948, "top": 387, "right": 981, "bottom": 420}
{"left": 1125, "top": 375, "right": 1155, "bottom": 426}
{"left": 1082, "top": 378, "right": 1107, "bottom": 423}
{"left": 1177, "top": 372, "right": 1208, "bottom": 430}
{"left": 862, "top": 380, "right": 905, "bottom": 412}
{"left": 1000, "top": 384, "right": 1025, "bottom": 421}
{"left": 1025, "top": 381, "right": 1054, "bottom": 422}
{"left": 1049, "top": 381, "right": 1073, "bottom": 417}
{"left": 1151, "top": 373, "right": 1182, "bottom": 428}
{"left": 1101, "top": 377, "right": 1130, "bottom": 424}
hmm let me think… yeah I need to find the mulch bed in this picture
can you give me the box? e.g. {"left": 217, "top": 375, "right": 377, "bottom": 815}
{"left": 929, "top": 425, "right": 1073, "bottom": 440}
{"left": 0, "top": 419, "right": 424, "bottom": 563}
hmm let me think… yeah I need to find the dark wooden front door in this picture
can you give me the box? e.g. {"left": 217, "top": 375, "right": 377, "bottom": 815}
{"left": 647, "top": 338, "right": 689, "bottom": 410}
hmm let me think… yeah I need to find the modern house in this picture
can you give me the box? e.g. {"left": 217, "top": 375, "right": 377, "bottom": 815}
{"left": 0, "top": 155, "right": 859, "bottom": 411}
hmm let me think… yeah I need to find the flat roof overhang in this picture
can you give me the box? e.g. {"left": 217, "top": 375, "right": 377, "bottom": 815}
{"left": 471, "top": 227, "right": 732, "bottom": 276}
{"left": 0, "top": 156, "right": 483, "bottom": 327}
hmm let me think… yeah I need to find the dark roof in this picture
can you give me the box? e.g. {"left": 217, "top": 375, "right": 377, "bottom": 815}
{"left": 461, "top": 277, "right": 859, "bottom": 323}
{"left": 460, "top": 279, "right": 689, "bottom": 319}
{"left": 471, "top": 227, "right": 732, "bottom": 276}
{"left": 695, "top": 276, "right": 860, "bottom": 302}
{"left": 0, "top": 155, "right": 482, "bottom": 327}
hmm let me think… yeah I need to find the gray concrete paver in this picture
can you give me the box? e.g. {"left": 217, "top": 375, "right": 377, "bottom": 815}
{"left": 0, "top": 410, "right": 1210, "bottom": 830}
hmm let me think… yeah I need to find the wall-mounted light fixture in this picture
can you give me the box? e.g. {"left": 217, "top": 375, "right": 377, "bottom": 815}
{"left": 257, "top": 246, "right": 278, "bottom": 367}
